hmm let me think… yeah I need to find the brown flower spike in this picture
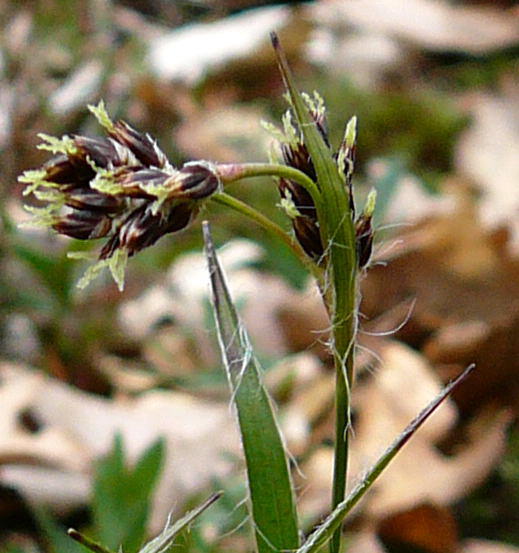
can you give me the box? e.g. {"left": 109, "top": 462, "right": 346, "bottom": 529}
{"left": 264, "top": 93, "right": 375, "bottom": 268}
{"left": 20, "top": 102, "right": 220, "bottom": 290}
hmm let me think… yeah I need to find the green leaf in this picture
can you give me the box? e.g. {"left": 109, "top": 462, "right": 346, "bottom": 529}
{"left": 69, "top": 493, "right": 222, "bottom": 553}
{"left": 13, "top": 242, "right": 76, "bottom": 308}
{"left": 270, "top": 33, "right": 355, "bottom": 257}
{"left": 296, "top": 364, "right": 475, "bottom": 553}
{"left": 203, "top": 222, "right": 299, "bottom": 553}
{"left": 139, "top": 492, "right": 222, "bottom": 553}
{"left": 93, "top": 434, "right": 165, "bottom": 553}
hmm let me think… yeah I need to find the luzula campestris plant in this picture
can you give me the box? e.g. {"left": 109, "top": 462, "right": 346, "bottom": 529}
{"left": 20, "top": 34, "right": 472, "bottom": 553}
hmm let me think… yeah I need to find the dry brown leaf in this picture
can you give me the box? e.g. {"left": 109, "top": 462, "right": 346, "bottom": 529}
{"left": 142, "top": 328, "right": 202, "bottom": 380}
{"left": 307, "top": 0, "right": 519, "bottom": 88}
{"left": 348, "top": 533, "right": 519, "bottom": 553}
{"left": 378, "top": 503, "right": 458, "bottom": 553}
{"left": 96, "top": 354, "right": 160, "bottom": 394}
{"left": 362, "top": 184, "right": 519, "bottom": 413}
{"left": 455, "top": 91, "right": 519, "bottom": 254}
{"left": 0, "top": 465, "right": 90, "bottom": 515}
{"left": 277, "top": 279, "right": 330, "bottom": 358}
{"left": 348, "top": 530, "right": 387, "bottom": 553}
{"left": 380, "top": 171, "right": 456, "bottom": 227}
{"left": 175, "top": 105, "right": 271, "bottom": 163}
{"left": 48, "top": 60, "right": 104, "bottom": 116}
{"left": 309, "top": 0, "right": 519, "bottom": 56}
{"left": 0, "top": 365, "right": 87, "bottom": 471}
{"left": 0, "top": 362, "right": 238, "bottom": 531}
{"left": 0, "top": 84, "right": 16, "bottom": 151}
{"left": 461, "top": 539, "right": 519, "bottom": 553}
{"left": 148, "top": 6, "right": 291, "bottom": 84}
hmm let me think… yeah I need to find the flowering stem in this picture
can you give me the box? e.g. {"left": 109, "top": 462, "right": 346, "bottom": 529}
{"left": 331, "top": 353, "right": 352, "bottom": 553}
{"left": 211, "top": 192, "right": 322, "bottom": 280}
{"left": 216, "top": 163, "right": 322, "bottom": 211}
{"left": 270, "top": 34, "right": 358, "bottom": 553}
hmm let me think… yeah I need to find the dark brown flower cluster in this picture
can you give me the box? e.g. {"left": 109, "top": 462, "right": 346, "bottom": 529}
{"left": 274, "top": 99, "right": 327, "bottom": 262}
{"left": 20, "top": 102, "right": 220, "bottom": 289}
{"left": 278, "top": 135, "right": 324, "bottom": 262}
{"left": 269, "top": 93, "right": 374, "bottom": 269}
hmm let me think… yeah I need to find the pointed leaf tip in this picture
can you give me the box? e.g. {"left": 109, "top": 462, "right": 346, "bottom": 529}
{"left": 67, "top": 528, "right": 116, "bottom": 553}
{"left": 138, "top": 492, "right": 223, "bottom": 553}
{"left": 203, "top": 221, "right": 299, "bottom": 553}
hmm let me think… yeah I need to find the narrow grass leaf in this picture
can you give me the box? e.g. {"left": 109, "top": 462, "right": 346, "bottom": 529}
{"left": 270, "top": 33, "right": 355, "bottom": 254}
{"left": 138, "top": 492, "right": 222, "bottom": 553}
{"left": 297, "top": 364, "right": 475, "bottom": 553}
{"left": 203, "top": 221, "right": 299, "bottom": 553}
{"left": 270, "top": 32, "right": 357, "bottom": 329}
{"left": 67, "top": 530, "right": 117, "bottom": 553}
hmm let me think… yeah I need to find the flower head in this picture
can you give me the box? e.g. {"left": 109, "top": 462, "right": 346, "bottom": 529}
{"left": 264, "top": 92, "right": 328, "bottom": 262}
{"left": 265, "top": 94, "right": 374, "bottom": 269}
{"left": 355, "top": 188, "right": 376, "bottom": 269}
{"left": 20, "top": 101, "right": 220, "bottom": 290}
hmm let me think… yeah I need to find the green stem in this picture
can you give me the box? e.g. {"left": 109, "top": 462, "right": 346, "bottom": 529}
{"left": 330, "top": 343, "right": 354, "bottom": 553}
{"left": 270, "top": 35, "right": 358, "bottom": 553}
{"left": 211, "top": 192, "right": 322, "bottom": 281}
{"left": 216, "top": 163, "right": 322, "bottom": 210}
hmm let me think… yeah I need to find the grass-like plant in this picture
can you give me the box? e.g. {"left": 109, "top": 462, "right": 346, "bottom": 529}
{"left": 19, "top": 34, "right": 473, "bottom": 553}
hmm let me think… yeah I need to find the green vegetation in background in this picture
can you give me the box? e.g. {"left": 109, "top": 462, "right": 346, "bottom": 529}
{"left": 457, "top": 426, "right": 519, "bottom": 546}
{"left": 24, "top": 436, "right": 165, "bottom": 553}
{"left": 425, "top": 49, "right": 519, "bottom": 91}
{"left": 304, "top": 77, "right": 469, "bottom": 186}
{"left": 93, "top": 435, "right": 165, "bottom": 553}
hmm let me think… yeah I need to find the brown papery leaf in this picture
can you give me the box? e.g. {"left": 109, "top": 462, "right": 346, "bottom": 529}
{"left": 378, "top": 503, "right": 458, "bottom": 553}
{"left": 456, "top": 91, "right": 519, "bottom": 255}
{"left": 362, "top": 184, "right": 519, "bottom": 413}
{"left": 461, "top": 539, "right": 519, "bottom": 553}
{"left": 0, "top": 362, "right": 238, "bottom": 532}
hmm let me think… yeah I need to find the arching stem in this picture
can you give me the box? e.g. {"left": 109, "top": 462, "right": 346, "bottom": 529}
{"left": 211, "top": 192, "right": 322, "bottom": 281}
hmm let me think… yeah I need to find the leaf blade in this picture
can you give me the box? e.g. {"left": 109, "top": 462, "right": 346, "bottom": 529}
{"left": 203, "top": 222, "right": 299, "bottom": 553}
{"left": 139, "top": 492, "right": 223, "bottom": 553}
{"left": 297, "top": 364, "right": 476, "bottom": 553}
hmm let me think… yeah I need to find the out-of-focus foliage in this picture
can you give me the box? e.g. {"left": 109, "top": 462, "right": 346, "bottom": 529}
{"left": 92, "top": 435, "right": 165, "bottom": 553}
{"left": 30, "top": 436, "right": 164, "bottom": 553}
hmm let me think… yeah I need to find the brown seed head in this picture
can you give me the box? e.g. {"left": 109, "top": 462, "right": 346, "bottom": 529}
{"left": 19, "top": 101, "right": 220, "bottom": 288}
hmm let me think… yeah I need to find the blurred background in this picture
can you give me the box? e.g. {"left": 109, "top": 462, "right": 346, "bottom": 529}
{"left": 1, "top": 1, "right": 518, "bottom": 552}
